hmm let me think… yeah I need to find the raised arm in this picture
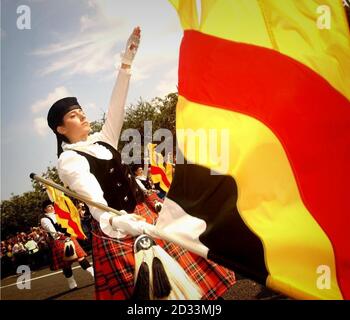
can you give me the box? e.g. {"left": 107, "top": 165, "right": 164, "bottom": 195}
{"left": 100, "top": 27, "right": 141, "bottom": 149}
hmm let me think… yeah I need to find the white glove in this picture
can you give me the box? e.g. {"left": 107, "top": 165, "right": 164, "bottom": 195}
{"left": 120, "top": 26, "right": 141, "bottom": 65}
{"left": 111, "top": 211, "right": 147, "bottom": 238}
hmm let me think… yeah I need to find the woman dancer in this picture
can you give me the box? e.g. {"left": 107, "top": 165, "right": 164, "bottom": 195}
{"left": 47, "top": 27, "right": 235, "bottom": 299}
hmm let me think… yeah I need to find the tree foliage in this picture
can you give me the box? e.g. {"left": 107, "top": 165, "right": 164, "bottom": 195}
{"left": 1, "top": 192, "right": 47, "bottom": 238}
{"left": 1, "top": 166, "right": 61, "bottom": 238}
{"left": 119, "top": 93, "right": 177, "bottom": 159}
{"left": 90, "top": 113, "right": 105, "bottom": 135}
{"left": 32, "top": 166, "right": 62, "bottom": 193}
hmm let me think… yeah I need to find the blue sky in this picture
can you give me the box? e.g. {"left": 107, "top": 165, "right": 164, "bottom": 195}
{"left": 1, "top": 0, "right": 183, "bottom": 200}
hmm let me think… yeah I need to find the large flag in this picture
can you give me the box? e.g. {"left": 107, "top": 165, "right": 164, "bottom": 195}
{"left": 46, "top": 185, "right": 87, "bottom": 240}
{"left": 152, "top": 0, "right": 350, "bottom": 299}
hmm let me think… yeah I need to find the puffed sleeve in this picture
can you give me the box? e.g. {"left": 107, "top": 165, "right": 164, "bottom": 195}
{"left": 99, "top": 68, "right": 131, "bottom": 149}
{"left": 135, "top": 178, "right": 147, "bottom": 192}
{"left": 57, "top": 150, "right": 123, "bottom": 238}
{"left": 40, "top": 217, "right": 57, "bottom": 237}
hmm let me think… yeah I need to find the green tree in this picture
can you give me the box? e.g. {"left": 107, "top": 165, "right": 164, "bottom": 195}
{"left": 120, "top": 93, "right": 178, "bottom": 157}
{"left": 1, "top": 191, "right": 47, "bottom": 238}
{"left": 90, "top": 92, "right": 178, "bottom": 160}
{"left": 2, "top": 166, "right": 63, "bottom": 238}
{"left": 90, "top": 113, "right": 105, "bottom": 134}
{"left": 152, "top": 92, "right": 177, "bottom": 137}
{"left": 32, "top": 166, "right": 62, "bottom": 193}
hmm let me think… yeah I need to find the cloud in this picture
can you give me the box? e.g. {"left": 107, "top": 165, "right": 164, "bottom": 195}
{"left": 83, "top": 102, "right": 103, "bottom": 121}
{"left": 30, "top": 88, "right": 100, "bottom": 136}
{"left": 33, "top": 117, "right": 49, "bottom": 136}
{"left": 31, "top": 86, "right": 72, "bottom": 113}
{"left": 31, "top": 86, "right": 72, "bottom": 136}
{"left": 31, "top": 0, "right": 182, "bottom": 80}
{"left": 85, "top": 102, "right": 97, "bottom": 111}
{"left": 32, "top": 1, "right": 127, "bottom": 77}
{"left": 33, "top": 32, "right": 121, "bottom": 76}
{"left": 155, "top": 66, "right": 178, "bottom": 97}
{"left": 87, "top": 0, "right": 98, "bottom": 9}
{"left": 0, "top": 28, "right": 6, "bottom": 39}
{"left": 80, "top": 15, "right": 98, "bottom": 32}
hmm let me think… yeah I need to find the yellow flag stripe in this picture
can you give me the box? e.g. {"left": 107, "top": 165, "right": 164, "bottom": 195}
{"left": 168, "top": 0, "right": 199, "bottom": 30}
{"left": 176, "top": 95, "right": 343, "bottom": 300}
{"left": 46, "top": 185, "right": 86, "bottom": 239}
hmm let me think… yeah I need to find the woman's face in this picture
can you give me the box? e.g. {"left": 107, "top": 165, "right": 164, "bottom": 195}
{"left": 57, "top": 108, "right": 91, "bottom": 143}
{"left": 135, "top": 167, "right": 143, "bottom": 176}
{"left": 44, "top": 204, "right": 55, "bottom": 213}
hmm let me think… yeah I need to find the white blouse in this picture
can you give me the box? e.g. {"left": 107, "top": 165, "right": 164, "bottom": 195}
{"left": 135, "top": 176, "right": 148, "bottom": 192}
{"left": 57, "top": 68, "right": 131, "bottom": 238}
{"left": 41, "top": 212, "right": 58, "bottom": 237}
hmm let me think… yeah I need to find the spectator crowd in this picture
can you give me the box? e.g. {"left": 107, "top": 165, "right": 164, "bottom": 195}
{"left": 1, "top": 227, "right": 51, "bottom": 278}
{"left": 1, "top": 223, "right": 92, "bottom": 278}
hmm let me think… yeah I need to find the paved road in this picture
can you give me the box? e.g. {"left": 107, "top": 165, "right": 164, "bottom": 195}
{"left": 1, "top": 256, "right": 95, "bottom": 300}
{"left": 1, "top": 256, "right": 285, "bottom": 300}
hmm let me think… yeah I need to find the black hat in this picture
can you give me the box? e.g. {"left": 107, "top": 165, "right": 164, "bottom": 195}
{"left": 47, "top": 97, "right": 82, "bottom": 157}
{"left": 42, "top": 199, "right": 54, "bottom": 211}
{"left": 47, "top": 97, "right": 81, "bottom": 132}
{"left": 132, "top": 164, "right": 143, "bottom": 174}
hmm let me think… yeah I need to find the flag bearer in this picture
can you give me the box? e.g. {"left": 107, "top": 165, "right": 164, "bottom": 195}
{"left": 46, "top": 27, "right": 235, "bottom": 300}
{"left": 41, "top": 200, "right": 94, "bottom": 289}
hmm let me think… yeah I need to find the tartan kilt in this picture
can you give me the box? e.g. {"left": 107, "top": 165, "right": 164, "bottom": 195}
{"left": 91, "top": 193, "right": 236, "bottom": 300}
{"left": 49, "top": 235, "right": 87, "bottom": 271}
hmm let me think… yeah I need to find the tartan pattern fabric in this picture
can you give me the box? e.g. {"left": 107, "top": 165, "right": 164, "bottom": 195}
{"left": 91, "top": 195, "right": 236, "bottom": 300}
{"left": 49, "top": 235, "right": 87, "bottom": 271}
{"left": 143, "top": 192, "right": 162, "bottom": 212}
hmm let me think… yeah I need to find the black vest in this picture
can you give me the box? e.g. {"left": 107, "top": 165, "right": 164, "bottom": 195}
{"left": 40, "top": 215, "right": 70, "bottom": 237}
{"left": 74, "top": 141, "right": 144, "bottom": 212}
{"left": 137, "top": 177, "right": 152, "bottom": 190}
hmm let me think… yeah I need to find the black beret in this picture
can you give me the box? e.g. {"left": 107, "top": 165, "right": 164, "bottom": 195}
{"left": 132, "top": 164, "right": 143, "bottom": 173}
{"left": 42, "top": 199, "right": 53, "bottom": 210}
{"left": 47, "top": 97, "right": 81, "bottom": 132}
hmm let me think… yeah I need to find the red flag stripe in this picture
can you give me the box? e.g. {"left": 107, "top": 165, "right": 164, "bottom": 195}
{"left": 178, "top": 30, "right": 350, "bottom": 298}
{"left": 54, "top": 204, "right": 85, "bottom": 240}
{"left": 150, "top": 165, "right": 171, "bottom": 188}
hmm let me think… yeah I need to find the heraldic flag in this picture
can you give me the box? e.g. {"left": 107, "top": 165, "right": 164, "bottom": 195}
{"left": 147, "top": 143, "right": 173, "bottom": 193}
{"left": 46, "top": 185, "right": 87, "bottom": 240}
{"left": 151, "top": 0, "right": 350, "bottom": 299}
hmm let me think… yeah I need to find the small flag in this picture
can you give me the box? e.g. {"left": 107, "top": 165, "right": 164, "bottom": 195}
{"left": 147, "top": 143, "right": 173, "bottom": 193}
{"left": 46, "top": 185, "right": 87, "bottom": 240}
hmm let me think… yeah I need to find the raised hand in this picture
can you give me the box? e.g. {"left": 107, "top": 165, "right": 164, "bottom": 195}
{"left": 121, "top": 26, "right": 141, "bottom": 66}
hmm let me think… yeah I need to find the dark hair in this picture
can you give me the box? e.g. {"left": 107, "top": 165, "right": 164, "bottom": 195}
{"left": 47, "top": 97, "right": 82, "bottom": 157}
{"left": 132, "top": 165, "right": 143, "bottom": 174}
{"left": 42, "top": 199, "right": 53, "bottom": 211}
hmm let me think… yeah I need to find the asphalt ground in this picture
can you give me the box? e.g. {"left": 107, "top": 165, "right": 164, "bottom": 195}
{"left": 1, "top": 255, "right": 286, "bottom": 300}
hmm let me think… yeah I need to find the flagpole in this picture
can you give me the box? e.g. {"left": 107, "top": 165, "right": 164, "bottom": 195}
{"left": 30, "top": 173, "right": 207, "bottom": 257}
{"left": 29, "top": 173, "right": 123, "bottom": 216}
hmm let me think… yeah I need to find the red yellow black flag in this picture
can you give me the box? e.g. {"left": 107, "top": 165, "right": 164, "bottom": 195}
{"left": 154, "top": 0, "right": 350, "bottom": 300}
